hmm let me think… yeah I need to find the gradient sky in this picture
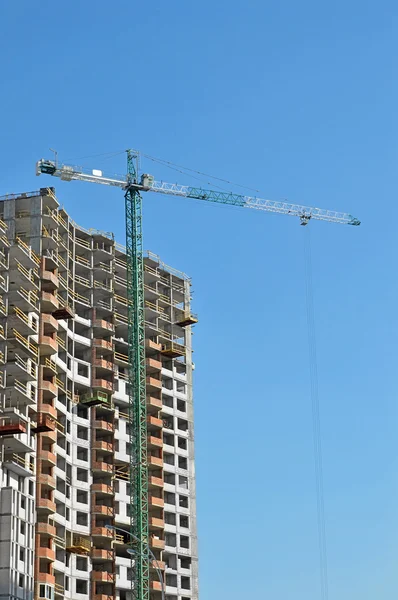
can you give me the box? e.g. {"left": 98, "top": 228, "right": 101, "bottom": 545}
{"left": 1, "top": 1, "right": 398, "bottom": 598}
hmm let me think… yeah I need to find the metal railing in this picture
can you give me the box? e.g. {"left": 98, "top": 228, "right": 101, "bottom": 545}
{"left": 12, "top": 329, "right": 38, "bottom": 358}
{"left": 16, "top": 237, "right": 40, "bottom": 265}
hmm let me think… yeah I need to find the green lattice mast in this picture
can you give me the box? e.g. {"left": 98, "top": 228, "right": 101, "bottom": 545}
{"left": 125, "top": 150, "right": 149, "bottom": 600}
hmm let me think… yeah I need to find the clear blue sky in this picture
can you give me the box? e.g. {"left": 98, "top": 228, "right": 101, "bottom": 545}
{"left": 1, "top": 1, "right": 398, "bottom": 598}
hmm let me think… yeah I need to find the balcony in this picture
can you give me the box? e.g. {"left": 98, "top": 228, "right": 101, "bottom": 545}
{"left": 41, "top": 291, "right": 58, "bottom": 312}
{"left": 42, "top": 357, "right": 58, "bottom": 376}
{"left": 41, "top": 313, "right": 59, "bottom": 331}
{"left": 151, "top": 559, "right": 165, "bottom": 570}
{"left": 6, "top": 353, "right": 37, "bottom": 381}
{"left": 93, "top": 440, "right": 114, "bottom": 453}
{"left": 94, "top": 338, "right": 113, "bottom": 352}
{"left": 80, "top": 390, "right": 112, "bottom": 408}
{"left": 92, "top": 461, "right": 113, "bottom": 474}
{"left": 93, "top": 596, "right": 114, "bottom": 600}
{"left": 39, "top": 335, "right": 58, "bottom": 356}
{"left": 14, "top": 259, "right": 39, "bottom": 290}
{"left": 91, "top": 548, "right": 114, "bottom": 561}
{"left": 10, "top": 329, "right": 39, "bottom": 360}
{"left": 93, "top": 318, "right": 115, "bottom": 333}
{"left": 147, "top": 396, "right": 162, "bottom": 412}
{"left": 114, "top": 311, "right": 128, "bottom": 326}
{"left": 149, "top": 517, "right": 164, "bottom": 530}
{"left": 145, "top": 339, "right": 162, "bottom": 354}
{"left": 150, "top": 536, "right": 165, "bottom": 550}
{"left": 149, "top": 495, "right": 164, "bottom": 509}
{"left": 9, "top": 306, "right": 37, "bottom": 335}
{"left": 0, "top": 421, "right": 34, "bottom": 453}
{"left": 91, "top": 527, "right": 114, "bottom": 539}
{"left": 54, "top": 583, "right": 65, "bottom": 598}
{"left": 114, "top": 351, "right": 129, "bottom": 365}
{"left": 146, "top": 376, "right": 162, "bottom": 391}
{"left": 92, "top": 571, "right": 115, "bottom": 583}
{"left": 42, "top": 270, "right": 59, "bottom": 289}
{"left": 53, "top": 534, "right": 66, "bottom": 549}
{"left": 37, "top": 546, "right": 55, "bottom": 561}
{"left": 55, "top": 335, "right": 66, "bottom": 351}
{"left": 36, "top": 522, "right": 56, "bottom": 537}
{"left": 93, "top": 358, "right": 114, "bottom": 372}
{"left": 37, "top": 498, "right": 56, "bottom": 513}
{"left": 92, "top": 379, "right": 114, "bottom": 393}
{"left": 92, "top": 505, "right": 114, "bottom": 516}
{"left": 93, "top": 419, "right": 114, "bottom": 432}
{"left": 11, "top": 236, "right": 40, "bottom": 268}
{"left": 91, "top": 483, "right": 114, "bottom": 495}
{"left": 148, "top": 435, "right": 163, "bottom": 449}
{"left": 69, "top": 288, "right": 91, "bottom": 308}
{"left": 94, "top": 280, "right": 113, "bottom": 297}
{"left": 114, "top": 466, "right": 129, "bottom": 481}
{"left": 93, "top": 260, "right": 112, "bottom": 274}
{"left": 38, "top": 474, "right": 56, "bottom": 489}
{"left": 37, "top": 402, "right": 57, "bottom": 419}
{"left": 5, "top": 379, "right": 36, "bottom": 406}
{"left": 147, "top": 415, "right": 162, "bottom": 429}
{"left": 145, "top": 358, "right": 162, "bottom": 373}
{"left": 148, "top": 475, "right": 164, "bottom": 489}
{"left": 41, "top": 450, "right": 57, "bottom": 466}
{"left": 36, "top": 573, "right": 55, "bottom": 586}
{"left": 148, "top": 455, "right": 163, "bottom": 469}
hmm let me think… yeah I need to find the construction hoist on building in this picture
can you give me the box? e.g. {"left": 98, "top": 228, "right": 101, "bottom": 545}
{"left": 36, "top": 150, "right": 360, "bottom": 600}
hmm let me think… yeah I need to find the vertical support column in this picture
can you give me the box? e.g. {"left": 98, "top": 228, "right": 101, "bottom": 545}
{"left": 125, "top": 150, "right": 149, "bottom": 600}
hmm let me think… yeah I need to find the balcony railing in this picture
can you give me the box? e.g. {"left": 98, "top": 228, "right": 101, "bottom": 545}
{"left": 115, "top": 312, "right": 129, "bottom": 325}
{"left": 18, "top": 286, "right": 39, "bottom": 308}
{"left": 15, "top": 260, "right": 39, "bottom": 286}
{"left": 14, "top": 379, "right": 36, "bottom": 401}
{"left": 14, "top": 353, "right": 37, "bottom": 378}
{"left": 15, "top": 237, "right": 40, "bottom": 266}
{"left": 69, "top": 289, "right": 91, "bottom": 307}
{"left": 114, "top": 351, "right": 128, "bottom": 364}
{"left": 44, "top": 357, "right": 57, "bottom": 373}
{"left": 54, "top": 583, "right": 65, "bottom": 596}
{"left": 4, "top": 452, "right": 34, "bottom": 473}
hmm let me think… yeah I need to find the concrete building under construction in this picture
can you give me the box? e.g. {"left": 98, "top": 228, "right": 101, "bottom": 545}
{"left": 0, "top": 187, "right": 199, "bottom": 600}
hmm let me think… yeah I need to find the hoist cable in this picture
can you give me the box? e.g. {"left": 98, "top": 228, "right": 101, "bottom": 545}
{"left": 303, "top": 228, "right": 329, "bottom": 600}
{"left": 141, "top": 152, "right": 264, "bottom": 194}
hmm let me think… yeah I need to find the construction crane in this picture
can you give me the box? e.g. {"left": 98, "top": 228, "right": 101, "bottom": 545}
{"left": 36, "top": 150, "right": 360, "bottom": 600}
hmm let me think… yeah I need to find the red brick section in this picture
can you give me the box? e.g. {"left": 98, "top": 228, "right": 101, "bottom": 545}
{"left": 145, "top": 339, "right": 165, "bottom": 593}
{"left": 90, "top": 306, "right": 116, "bottom": 599}
{"left": 34, "top": 255, "right": 59, "bottom": 599}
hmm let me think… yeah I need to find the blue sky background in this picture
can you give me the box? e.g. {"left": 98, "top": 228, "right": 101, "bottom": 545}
{"left": 1, "top": 1, "right": 398, "bottom": 598}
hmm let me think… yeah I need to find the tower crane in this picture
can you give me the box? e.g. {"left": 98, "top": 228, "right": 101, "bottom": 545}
{"left": 36, "top": 150, "right": 360, "bottom": 600}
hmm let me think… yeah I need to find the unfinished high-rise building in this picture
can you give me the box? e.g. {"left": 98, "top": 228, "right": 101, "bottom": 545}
{"left": 0, "top": 187, "right": 199, "bottom": 600}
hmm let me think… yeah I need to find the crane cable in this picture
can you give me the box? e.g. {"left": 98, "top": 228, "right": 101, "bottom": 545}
{"left": 303, "top": 228, "right": 329, "bottom": 600}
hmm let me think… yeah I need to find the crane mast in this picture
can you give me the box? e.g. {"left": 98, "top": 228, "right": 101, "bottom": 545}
{"left": 36, "top": 151, "right": 360, "bottom": 600}
{"left": 125, "top": 151, "right": 149, "bottom": 600}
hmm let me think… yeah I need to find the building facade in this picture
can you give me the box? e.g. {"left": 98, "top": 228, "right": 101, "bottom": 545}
{"left": 0, "top": 187, "right": 199, "bottom": 600}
